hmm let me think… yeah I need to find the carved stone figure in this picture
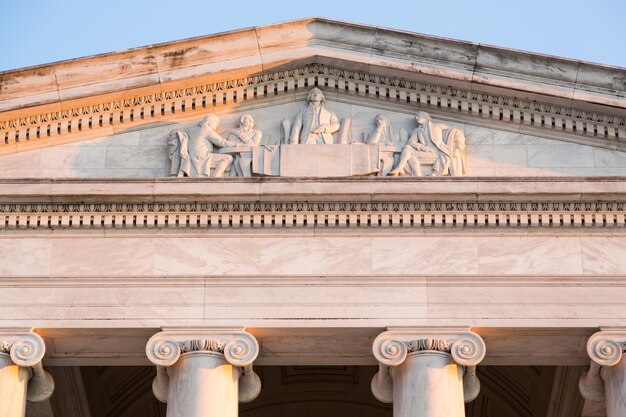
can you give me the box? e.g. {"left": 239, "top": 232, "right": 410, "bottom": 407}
{"left": 289, "top": 88, "right": 341, "bottom": 144}
{"left": 366, "top": 114, "right": 403, "bottom": 176}
{"left": 388, "top": 111, "right": 468, "bottom": 177}
{"left": 227, "top": 114, "right": 262, "bottom": 177}
{"left": 173, "top": 115, "right": 236, "bottom": 178}
{"left": 167, "top": 129, "right": 185, "bottom": 177}
{"left": 366, "top": 114, "right": 399, "bottom": 146}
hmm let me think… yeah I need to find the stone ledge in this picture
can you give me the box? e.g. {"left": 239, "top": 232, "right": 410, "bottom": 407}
{"left": 1, "top": 177, "right": 625, "bottom": 202}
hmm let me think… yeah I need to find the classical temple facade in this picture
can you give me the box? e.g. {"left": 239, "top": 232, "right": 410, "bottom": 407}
{"left": 1, "top": 17, "right": 625, "bottom": 417}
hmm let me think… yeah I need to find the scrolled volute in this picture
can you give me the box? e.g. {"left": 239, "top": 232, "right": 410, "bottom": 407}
{"left": 146, "top": 329, "right": 259, "bottom": 367}
{"left": 373, "top": 336, "right": 408, "bottom": 366}
{"left": 223, "top": 334, "right": 259, "bottom": 367}
{"left": 146, "top": 337, "right": 181, "bottom": 367}
{"left": 372, "top": 329, "right": 486, "bottom": 367}
{"left": 0, "top": 332, "right": 46, "bottom": 367}
{"left": 450, "top": 333, "right": 486, "bottom": 367}
{"left": 587, "top": 331, "right": 626, "bottom": 367}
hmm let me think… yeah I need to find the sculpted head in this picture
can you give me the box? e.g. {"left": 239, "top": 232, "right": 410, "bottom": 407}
{"left": 375, "top": 114, "right": 389, "bottom": 128}
{"left": 239, "top": 114, "right": 255, "bottom": 130}
{"left": 307, "top": 88, "right": 326, "bottom": 104}
{"left": 199, "top": 114, "right": 220, "bottom": 130}
{"left": 415, "top": 111, "right": 431, "bottom": 126}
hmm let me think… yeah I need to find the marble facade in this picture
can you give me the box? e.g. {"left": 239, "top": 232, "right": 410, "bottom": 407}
{"left": 0, "top": 17, "right": 625, "bottom": 417}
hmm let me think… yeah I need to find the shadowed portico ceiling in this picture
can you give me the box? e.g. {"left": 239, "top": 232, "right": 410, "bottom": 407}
{"left": 1, "top": 17, "right": 625, "bottom": 156}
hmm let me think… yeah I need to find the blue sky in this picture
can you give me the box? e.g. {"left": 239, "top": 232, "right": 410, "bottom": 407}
{"left": 1, "top": 0, "right": 624, "bottom": 72}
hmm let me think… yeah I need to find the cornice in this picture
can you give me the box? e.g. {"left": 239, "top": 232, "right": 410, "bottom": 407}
{"left": 1, "top": 62, "right": 625, "bottom": 157}
{"left": 1, "top": 17, "right": 624, "bottom": 109}
{"left": 0, "top": 178, "right": 624, "bottom": 233}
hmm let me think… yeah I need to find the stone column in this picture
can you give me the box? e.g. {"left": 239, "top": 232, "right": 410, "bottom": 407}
{"left": 371, "top": 328, "right": 486, "bottom": 417}
{"left": 146, "top": 328, "right": 261, "bottom": 417}
{"left": 579, "top": 330, "right": 626, "bottom": 417}
{"left": 0, "top": 330, "right": 55, "bottom": 417}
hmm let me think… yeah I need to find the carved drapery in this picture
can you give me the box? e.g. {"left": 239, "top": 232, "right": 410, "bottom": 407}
{"left": 167, "top": 100, "right": 467, "bottom": 178}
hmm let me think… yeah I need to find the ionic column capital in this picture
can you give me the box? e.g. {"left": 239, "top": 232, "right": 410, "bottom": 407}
{"left": 372, "top": 328, "right": 486, "bottom": 367}
{"left": 146, "top": 327, "right": 262, "bottom": 407}
{"left": 0, "top": 329, "right": 46, "bottom": 367}
{"left": 579, "top": 330, "right": 626, "bottom": 404}
{"left": 146, "top": 327, "right": 259, "bottom": 368}
{"left": 586, "top": 330, "right": 626, "bottom": 367}
{"left": 0, "top": 329, "right": 54, "bottom": 403}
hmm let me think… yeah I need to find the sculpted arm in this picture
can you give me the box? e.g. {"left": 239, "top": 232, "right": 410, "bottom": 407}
{"left": 407, "top": 129, "right": 420, "bottom": 148}
{"left": 251, "top": 130, "right": 262, "bottom": 146}
{"left": 313, "top": 112, "right": 340, "bottom": 135}
{"left": 368, "top": 127, "right": 383, "bottom": 145}
{"left": 407, "top": 128, "right": 434, "bottom": 153}
{"left": 207, "top": 130, "right": 235, "bottom": 148}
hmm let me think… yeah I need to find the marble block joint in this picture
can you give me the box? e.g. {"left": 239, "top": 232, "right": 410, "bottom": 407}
{"left": 146, "top": 328, "right": 261, "bottom": 417}
{"left": 371, "top": 329, "right": 485, "bottom": 417}
{"left": 0, "top": 330, "right": 55, "bottom": 417}
{"left": 579, "top": 330, "right": 626, "bottom": 417}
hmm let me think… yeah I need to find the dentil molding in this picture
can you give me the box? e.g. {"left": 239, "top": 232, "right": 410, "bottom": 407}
{"left": 1, "top": 63, "right": 625, "bottom": 155}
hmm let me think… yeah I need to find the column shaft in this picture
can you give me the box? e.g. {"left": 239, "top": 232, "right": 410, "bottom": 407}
{"left": 602, "top": 357, "right": 626, "bottom": 417}
{"left": 0, "top": 353, "right": 30, "bottom": 417}
{"left": 165, "top": 351, "right": 239, "bottom": 417}
{"left": 392, "top": 351, "right": 465, "bottom": 417}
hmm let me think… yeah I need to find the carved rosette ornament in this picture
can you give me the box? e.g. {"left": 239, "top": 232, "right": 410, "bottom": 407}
{"left": 371, "top": 328, "right": 485, "bottom": 413}
{"left": 146, "top": 328, "right": 261, "bottom": 407}
{"left": 0, "top": 330, "right": 55, "bottom": 403}
{"left": 579, "top": 330, "right": 626, "bottom": 415}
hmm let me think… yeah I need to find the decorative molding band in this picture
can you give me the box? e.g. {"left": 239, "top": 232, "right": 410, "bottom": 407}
{"left": 180, "top": 339, "right": 226, "bottom": 354}
{"left": 0, "top": 330, "right": 46, "bottom": 367}
{"left": 146, "top": 328, "right": 259, "bottom": 367}
{"left": 372, "top": 329, "right": 486, "bottom": 367}
{"left": 586, "top": 330, "right": 626, "bottom": 367}
{"left": 1, "top": 200, "right": 624, "bottom": 232}
{"left": 1, "top": 63, "right": 624, "bottom": 152}
{"left": 406, "top": 339, "right": 452, "bottom": 353}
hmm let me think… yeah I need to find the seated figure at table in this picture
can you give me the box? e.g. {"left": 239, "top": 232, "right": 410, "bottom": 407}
{"left": 170, "top": 114, "right": 236, "bottom": 177}
{"left": 227, "top": 114, "right": 263, "bottom": 177}
{"left": 289, "top": 88, "right": 341, "bottom": 145}
{"left": 366, "top": 114, "right": 401, "bottom": 176}
{"left": 388, "top": 111, "right": 467, "bottom": 177}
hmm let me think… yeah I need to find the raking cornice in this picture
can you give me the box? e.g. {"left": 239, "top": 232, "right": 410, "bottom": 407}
{"left": 1, "top": 18, "right": 625, "bottom": 156}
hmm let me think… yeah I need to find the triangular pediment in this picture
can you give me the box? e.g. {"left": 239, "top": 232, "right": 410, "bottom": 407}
{"left": 1, "top": 18, "right": 625, "bottom": 177}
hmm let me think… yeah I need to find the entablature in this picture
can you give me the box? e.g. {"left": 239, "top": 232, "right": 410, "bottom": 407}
{"left": 1, "top": 178, "right": 625, "bottom": 234}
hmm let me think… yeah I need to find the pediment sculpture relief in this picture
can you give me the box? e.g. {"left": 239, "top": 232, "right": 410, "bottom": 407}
{"left": 167, "top": 88, "right": 468, "bottom": 178}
